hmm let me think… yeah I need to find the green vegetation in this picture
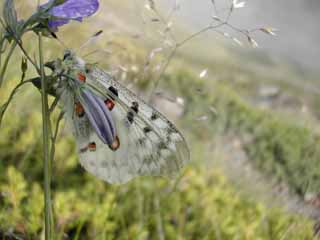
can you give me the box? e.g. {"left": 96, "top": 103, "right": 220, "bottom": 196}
{"left": 0, "top": 104, "right": 314, "bottom": 238}
{"left": 0, "top": 163, "right": 314, "bottom": 239}
{"left": 165, "top": 70, "right": 320, "bottom": 195}
{"left": 1, "top": 1, "right": 320, "bottom": 239}
{"left": 0, "top": 68, "right": 317, "bottom": 239}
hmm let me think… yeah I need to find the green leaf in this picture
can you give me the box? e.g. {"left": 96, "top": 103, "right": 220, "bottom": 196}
{"left": 2, "top": 0, "right": 18, "bottom": 34}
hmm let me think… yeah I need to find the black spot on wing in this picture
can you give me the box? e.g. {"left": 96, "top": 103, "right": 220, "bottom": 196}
{"left": 137, "top": 138, "right": 146, "bottom": 147}
{"left": 85, "top": 64, "right": 93, "bottom": 74}
{"left": 158, "top": 141, "right": 167, "bottom": 150}
{"left": 127, "top": 111, "right": 134, "bottom": 124}
{"left": 127, "top": 101, "right": 139, "bottom": 125}
{"left": 151, "top": 112, "right": 159, "bottom": 121}
{"left": 167, "top": 126, "right": 175, "bottom": 134}
{"left": 131, "top": 101, "right": 139, "bottom": 113}
{"left": 108, "top": 86, "right": 119, "bottom": 99}
{"left": 143, "top": 126, "right": 152, "bottom": 134}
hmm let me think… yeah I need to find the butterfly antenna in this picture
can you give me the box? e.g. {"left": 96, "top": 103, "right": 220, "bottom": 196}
{"left": 52, "top": 32, "right": 69, "bottom": 48}
{"left": 82, "top": 49, "right": 112, "bottom": 58}
{"left": 78, "top": 30, "right": 104, "bottom": 52}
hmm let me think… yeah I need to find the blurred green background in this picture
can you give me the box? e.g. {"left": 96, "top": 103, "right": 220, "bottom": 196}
{"left": 0, "top": 0, "right": 320, "bottom": 239}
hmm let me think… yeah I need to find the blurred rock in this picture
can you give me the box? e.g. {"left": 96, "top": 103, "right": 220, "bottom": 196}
{"left": 258, "top": 85, "right": 280, "bottom": 99}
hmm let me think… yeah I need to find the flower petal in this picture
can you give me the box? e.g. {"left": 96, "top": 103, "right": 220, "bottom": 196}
{"left": 41, "top": 0, "right": 99, "bottom": 30}
{"left": 49, "top": 0, "right": 99, "bottom": 19}
{"left": 48, "top": 18, "right": 70, "bottom": 29}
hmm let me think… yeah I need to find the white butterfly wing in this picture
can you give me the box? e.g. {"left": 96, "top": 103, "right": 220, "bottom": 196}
{"left": 61, "top": 65, "right": 190, "bottom": 184}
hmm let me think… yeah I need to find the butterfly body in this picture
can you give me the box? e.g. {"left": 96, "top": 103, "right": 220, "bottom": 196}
{"left": 55, "top": 50, "right": 190, "bottom": 184}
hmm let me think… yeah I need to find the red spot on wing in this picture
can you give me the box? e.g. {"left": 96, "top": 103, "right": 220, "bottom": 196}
{"left": 80, "top": 142, "right": 97, "bottom": 153}
{"left": 88, "top": 142, "right": 97, "bottom": 152}
{"left": 78, "top": 72, "right": 86, "bottom": 83}
{"left": 75, "top": 102, "right": 85, "bottom": 117}
{"left": 109, "top": 136, "right": 120, "bottom": 151}
{"left": 104, "top": 99, "right": 115, "bottom": 111}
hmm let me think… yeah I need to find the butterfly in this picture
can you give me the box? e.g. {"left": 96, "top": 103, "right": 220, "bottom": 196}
{"left": 51, "top": 49, "right": 190, "bottom": 184}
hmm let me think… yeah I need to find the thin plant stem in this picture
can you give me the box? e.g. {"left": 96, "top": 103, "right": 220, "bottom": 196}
{"left": 148, "top": 48, "right": 176, "bottom": 101}
{"left": 0, "top": 18, "right": 40, "bottom": 75}
{"left": 146, "top": 1, "right": 256, "bottom": 99}
{"left": 148, "top": 22, "right": 224, "bottom": 99}
{"left": 48, "top": 111, "right": 64, "bottom": 235}
{"left": 17, "top": 39, "right": 41, "bottom": 75}
{"left": 38, "top": 32, "right": 53, "bottom": 240}
{"left": 0, "top": 42, "right": 17, "bottom": 87}
{"left": 0, "top": 79, "right": 33, "bottom": 127}
{"left": 49, "top": 97, "right": 60, "bottom": 113}
{"left": 154, "top": 193, "right": 165, "bottom": 240}
{"left": 50, "top": 111, "right": 64, "bottom": 170}
{"left": 176, "top": 24, "right": 220, "bottom": 47}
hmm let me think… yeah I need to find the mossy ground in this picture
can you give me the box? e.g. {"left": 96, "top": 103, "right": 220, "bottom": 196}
{"left": 0, "top": 1, "right": 319, "bottom": 239}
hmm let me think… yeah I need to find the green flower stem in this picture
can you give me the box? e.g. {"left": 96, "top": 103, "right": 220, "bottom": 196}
{"left": 16, "top": 39, "right": 41, "bottom": 75}
{"left": 0, "top": 41, "right": 17, "bottom": 87}
{"left": 0, "top": 16, "right": 40, "bottom": 75}
{"left": 38, "top": 32, "right": 53, "bottom": 240}
{"left": 0, "top": 79, "right": 33, "bottom": 128}
{"left": 49, "top": 97, "right": 60, "bottom": 113}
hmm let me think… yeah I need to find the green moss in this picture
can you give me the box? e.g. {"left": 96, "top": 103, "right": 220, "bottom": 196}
{"left": 0, "top": 164, "right": 314, "bottom": 239}
{"left": 0, "top": 76, "right": 316, "bottom": 239}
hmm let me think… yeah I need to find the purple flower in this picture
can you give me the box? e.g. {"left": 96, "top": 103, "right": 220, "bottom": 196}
{"left": 80, "top": 89, "right": 116, "bottom": 146}
{"left": 42, "top": 0, "right": 99, "bottom": 30}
